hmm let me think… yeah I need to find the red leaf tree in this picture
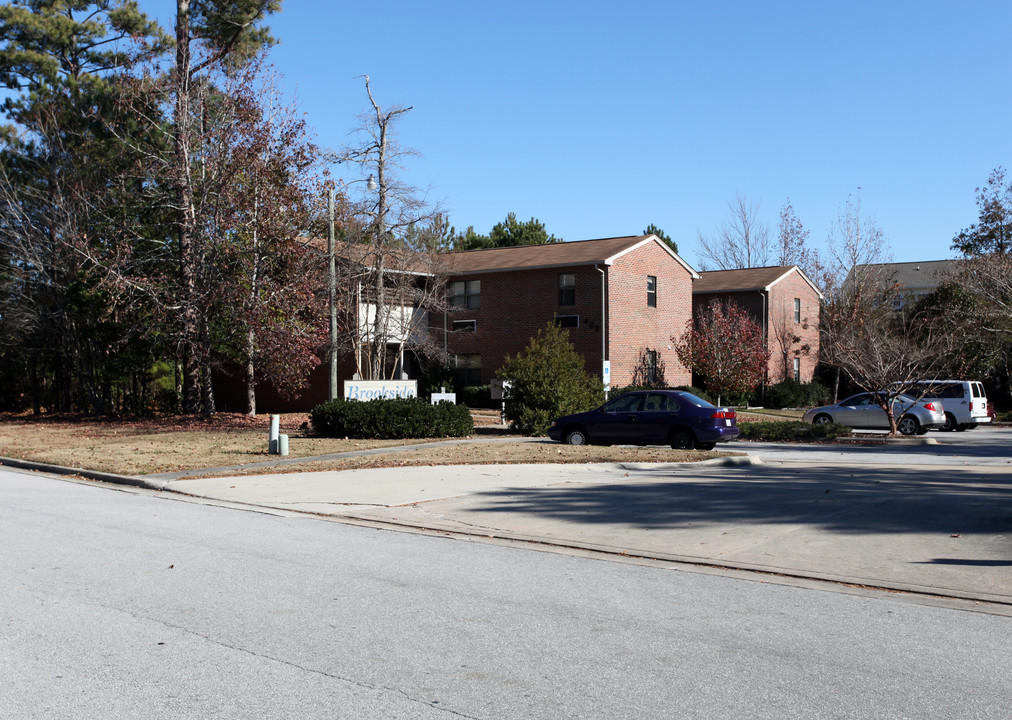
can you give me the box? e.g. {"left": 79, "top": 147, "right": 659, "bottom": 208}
{"left": 672, "top": 299, "right": 771, "bottom": 405}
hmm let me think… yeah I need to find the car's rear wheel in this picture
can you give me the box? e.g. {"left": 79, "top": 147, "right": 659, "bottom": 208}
{"left": 940, "top": 412, "right": 957, "bottom": 432}
{"left": 670, "top": 429, "right": 696, "bottom": 450}
{"left": 898, "top": 415, "right": 920, "bottom": 436}
{"left": 563, "top": 428, "right": 588, "bottom": 445}
{"left": 813, "top": 414, "right": 833, "bottom": 425}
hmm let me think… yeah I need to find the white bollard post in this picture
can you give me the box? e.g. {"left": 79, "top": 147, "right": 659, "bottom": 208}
{"left": 269, "top": 414, "right": 280, "bottom": 454}
{"left": 279, "top": 434, "right": 289, "bottom": 457}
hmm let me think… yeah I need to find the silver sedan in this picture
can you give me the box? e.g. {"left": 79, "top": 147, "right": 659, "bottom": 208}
{"left": 802, "top": 392, "right": 946, "bottom": 435}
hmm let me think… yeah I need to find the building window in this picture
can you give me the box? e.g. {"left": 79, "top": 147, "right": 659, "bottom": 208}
{"left": 793, "top": 298, "right": 801, "bottom": 323}
{"left": 553, "top": 315, "right": 579, "bottom": 328}
{"left": 454, "top": 353, "right": 482, "bottom": 387}
{"left": 451, "top": 280, "right": 481, "bottom": 310}
{"left": 452, "top": 320, "right": 476, "bottom": 332}
{"left": 793, "top": 357, "right": 801, "bottom": 381}
{"left": 558, "top": 273, "right": 575, "bottom": 306}
{"left": 647, "top": 276, "right": 657, "bottom": 307}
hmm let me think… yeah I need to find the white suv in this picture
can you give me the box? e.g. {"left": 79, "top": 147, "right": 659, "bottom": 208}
{"left": 901, "top": 380, "right": 990, "bottom": 431}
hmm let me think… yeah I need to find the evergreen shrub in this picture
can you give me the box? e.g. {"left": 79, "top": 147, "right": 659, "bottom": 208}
{"left": 737, "top": 420, "right": 850, "bottom": 441}
{"left": 498, "top": 324, "right": 604, "bottom": 435}
{"left": 764, "top": 380, "right": 830, "bottom": 409}
{"left": 310, "top": 397, "right": 473, "bottom": 439}
{"left": 461, "top": 385, "right": 496, "bottom": 408}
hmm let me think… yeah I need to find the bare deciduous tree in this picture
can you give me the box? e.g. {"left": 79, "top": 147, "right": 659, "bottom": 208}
{"left": 336, "top": 79, "right": 448, "bottom": 381}
{"left": 696, "top": 193, "right": 772, "bottom": 270}
{"left": 776, "top": 198, "right": 827, "bottom": 287}
{"left": 822, "top": 281, "right": 954, "bottom": 435}
{"left": 818, "top": 193, "right": 953, "bottom": 432}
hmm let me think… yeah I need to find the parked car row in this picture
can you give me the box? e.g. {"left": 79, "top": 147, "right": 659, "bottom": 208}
{"left": 801, "top": 393, "right": 945, "bottom": 435}
{"left": 802, "top": 380, "right": 991, "bottom": 435}
{"left": 895, "top": 380, "right": 991, "bottom": 431}
{"left": 545, "top": 380, "right": 991, "bottom": 449}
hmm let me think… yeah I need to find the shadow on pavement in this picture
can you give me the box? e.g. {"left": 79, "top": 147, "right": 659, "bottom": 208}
{"left": 464, "top": 463, "right": 1012, "bottom": 536}
{"left": 918, "top": 559, "right": 1012, "bottom": 566}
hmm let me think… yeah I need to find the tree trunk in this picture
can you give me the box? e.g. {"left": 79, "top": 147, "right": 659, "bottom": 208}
{"left": 199, "top": 313, "right": 215, "bottom": 415}
{"left": 28, "top": 359, "right": 40, "bottom": 415}
{"left": 245, "top": 328, "right": 256, "bottom": 416}
{"left": 175, "top": 0, "right": 200, "bottom": 414}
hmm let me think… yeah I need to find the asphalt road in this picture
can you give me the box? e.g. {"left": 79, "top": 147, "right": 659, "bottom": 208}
{"left": 3, "top": 468, "right": 1012, "bottom": 719}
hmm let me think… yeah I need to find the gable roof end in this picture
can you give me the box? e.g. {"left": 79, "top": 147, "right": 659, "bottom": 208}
{"left": 442, "top": 234, "right": 699, "bottom": 277}
{"left": 693, "top": 265, "right": 824, "bottom": 299}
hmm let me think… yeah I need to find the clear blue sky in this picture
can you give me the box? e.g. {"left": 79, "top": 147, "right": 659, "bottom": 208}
{"left": 141, "top": 1, "right": 1012, "bottom": 267}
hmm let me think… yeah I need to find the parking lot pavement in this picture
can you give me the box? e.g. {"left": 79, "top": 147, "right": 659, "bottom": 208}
{"left": 735, "top": 425, "right": 1012, "bottom": 467}
{"left": 171, "top": 447, "right": 1012, "bottom": 608}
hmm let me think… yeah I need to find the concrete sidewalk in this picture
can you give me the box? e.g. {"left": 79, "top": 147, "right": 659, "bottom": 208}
{"left": 160, "top": 457, "right": 1012, "bottom": 611}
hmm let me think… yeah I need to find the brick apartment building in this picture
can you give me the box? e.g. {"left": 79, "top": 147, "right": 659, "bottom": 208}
{"left": 216, "top": 239, "right": 825, "bottom": 412}
{"left": 692, "top": 266, "right": 823, "bottom": 383}
{"left": 435, "top": 234, "right": 699, "bottom": 389}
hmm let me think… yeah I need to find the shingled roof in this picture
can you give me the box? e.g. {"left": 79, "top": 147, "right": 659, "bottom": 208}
{"left": 851, "top": 260, "right": 958, "bottom": 291}
{"left": 441, "top": 235, "right": 699, "bottom": 278}
{"left": 693, "top": 265, "right": 823, "bottom": 298}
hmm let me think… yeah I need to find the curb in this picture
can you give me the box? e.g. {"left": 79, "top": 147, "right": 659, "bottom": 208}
{"left": 0, "top": 456, "right": 166, "bottom": 491}
{"left": 833, "top": 435, "right": 939, "bottom": 446}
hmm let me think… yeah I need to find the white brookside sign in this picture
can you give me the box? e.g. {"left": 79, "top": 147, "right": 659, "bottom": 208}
{"left": 343, "top": 379, "right": 418, "bottom": 400}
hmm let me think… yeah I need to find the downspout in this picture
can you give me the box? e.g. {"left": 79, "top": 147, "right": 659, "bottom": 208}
{"left": 759, "top": 289, "right": 767, "bottom": 407}
{"left": 597, "top": 264, "right": 608, "bottom": 399}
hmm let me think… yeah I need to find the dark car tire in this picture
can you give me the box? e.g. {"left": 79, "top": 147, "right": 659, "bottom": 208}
{"left": 897, "top": 415, "right": 920, "bottom": 436}
{"left": 940, "top": 412, "right": 957, "bottom": 432}
{"left": 812, "top": 414, "right": 833, "bottom": 425}
{"left": 697, "top": 442, "right": 716, "bottom": 451}
{"left": 669, "top": 429, "right": 696, "bottom": 450}
{"left": 563, "top": 428, "right": 588, "bottom": 445}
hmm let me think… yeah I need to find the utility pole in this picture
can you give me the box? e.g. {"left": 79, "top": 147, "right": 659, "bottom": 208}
{"left": 328, "top": 188, "right": 338, "bottom": 400}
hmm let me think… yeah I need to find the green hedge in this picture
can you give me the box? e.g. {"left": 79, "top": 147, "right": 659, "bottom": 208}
{"left": 737, "top": 420, "right": 851, "bottom": 441}
{"left": 461, "top": 385, "right": 497, "bottom": 409}
{"left": 310, "top": 397, "right": 473, "bottom": 439}
{"left": 764, "top": 380, "right": 830, "bottom": 409}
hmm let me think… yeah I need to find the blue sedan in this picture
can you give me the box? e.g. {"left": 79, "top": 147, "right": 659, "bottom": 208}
{"left": 547, "top": 390, "right": 739, "bottom": 450}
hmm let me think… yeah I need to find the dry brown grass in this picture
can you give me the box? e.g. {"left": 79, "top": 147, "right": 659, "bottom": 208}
{"left": 0, "top": 411, "right": 732, "bottom": 477}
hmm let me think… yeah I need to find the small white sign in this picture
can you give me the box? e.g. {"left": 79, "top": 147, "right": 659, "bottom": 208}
{"left": 431, "top": 393, "right": 456, "bottom": 405}
{"left": 344, "top": 379, "right": 417, "bottom": 400}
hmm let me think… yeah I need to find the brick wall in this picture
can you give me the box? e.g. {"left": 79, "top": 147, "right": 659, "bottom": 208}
{"left": 692, "top": 269, "right": 821, "bottom": 384}
{"left": 767, "top": 272, "right": 821, "bottom": 383}
{"left": 432, "top": 241, "right": 695, "bottom": 388}
{"left": 432, "top": 265, "right": 606, "bottom": 386}
{"left": 607, "top": 243, "right": 693, "bottom": 387}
